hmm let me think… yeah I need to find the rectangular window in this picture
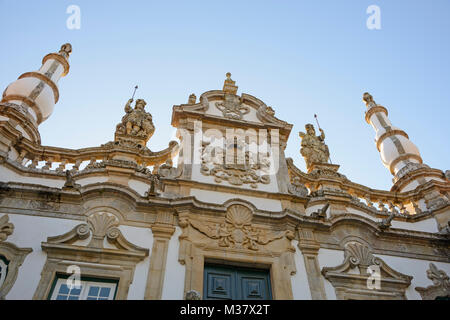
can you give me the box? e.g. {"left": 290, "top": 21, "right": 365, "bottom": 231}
{"left": 48, "top": 275, "right": 117, "bottom": 300}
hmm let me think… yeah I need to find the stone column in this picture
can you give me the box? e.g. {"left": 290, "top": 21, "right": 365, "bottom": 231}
{"left": 297, "top": 227, "right": 327, "bottom": 300}
{"left": 144, "top": 211, "right": 175, "bottom": 300}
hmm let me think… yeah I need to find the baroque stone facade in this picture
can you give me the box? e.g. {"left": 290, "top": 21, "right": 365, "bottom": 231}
{"left": 0, "top": 44, "right": 449, "bottom": 300}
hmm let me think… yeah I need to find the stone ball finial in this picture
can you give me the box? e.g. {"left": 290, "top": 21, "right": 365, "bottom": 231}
{"left": 59, "top": 43, "right": 72, "bottom": 58}
{"left": 363, "top": 92, "right": 374, "bottom": 105}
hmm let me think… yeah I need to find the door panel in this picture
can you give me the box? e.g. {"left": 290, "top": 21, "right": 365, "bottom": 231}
{"left": 203, "top": 264, "right": 272, "bottom": 300}
{"left": 205, "top": 270, "right": 234, "bottom": 300}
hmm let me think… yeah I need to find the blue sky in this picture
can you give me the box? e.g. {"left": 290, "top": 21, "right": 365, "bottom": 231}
{"left": 1, "top": 0, "right": 449, "bottom": 190}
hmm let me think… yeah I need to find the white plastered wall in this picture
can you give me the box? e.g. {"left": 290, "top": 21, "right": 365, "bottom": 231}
{"left": 317, "top": 248, "right": 345, "bottom": 300}
{"left": 290, "top": 240, "right": 313, "bottom": 300}
{"left": 161, "top": 226, "right": 185, "bottom": 299}
{"left": 4, "top": 214, "right": 81, "bottom": 299}
{"left": 376, "top": 254, "right": 450, "bottom": 300}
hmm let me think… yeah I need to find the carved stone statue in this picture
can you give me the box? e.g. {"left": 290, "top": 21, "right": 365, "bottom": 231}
{"left": 299, "top": 124, "right": 330, "bottom": 171}
{"left": 115, "top": 98, "right": 155, "bottom": 144}
{"left": 63, "top": 170, "right": 80, "bottom": 190}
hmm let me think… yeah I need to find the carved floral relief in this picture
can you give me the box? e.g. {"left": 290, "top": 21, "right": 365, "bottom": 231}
{"left": 187, "top": 204, "right": 293, "bottom": 251}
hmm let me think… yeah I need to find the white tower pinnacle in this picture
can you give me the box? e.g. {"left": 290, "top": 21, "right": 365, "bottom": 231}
{"left": 1, "top": 44, "right": 72, "bottom": 133}
{"left": 362, "top": 92, "right": 446, "bottom": 193}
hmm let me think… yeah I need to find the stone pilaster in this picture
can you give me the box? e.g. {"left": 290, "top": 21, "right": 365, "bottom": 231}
{"left": 144, "top": 211, "right": 175, "bottom": 300}
{"left": 297, "top": 227, "right": 327, "bottom": 300}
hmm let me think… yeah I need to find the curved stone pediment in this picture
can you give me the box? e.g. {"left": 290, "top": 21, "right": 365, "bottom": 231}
{"left": 322, "top": 241, "right": 413, "bottom": 300}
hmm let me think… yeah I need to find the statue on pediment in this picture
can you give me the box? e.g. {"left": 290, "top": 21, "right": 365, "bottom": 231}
{"left": 115, "top": 98, "right": 155, "bottom": 144}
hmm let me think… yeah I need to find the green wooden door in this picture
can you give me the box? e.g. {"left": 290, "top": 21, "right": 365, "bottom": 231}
{"left": 203, "top": 264, "right": 272, "bottom": 300}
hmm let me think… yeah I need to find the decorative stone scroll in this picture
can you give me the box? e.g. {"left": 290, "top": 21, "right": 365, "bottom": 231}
{"left": 415, "top": 263, "right": 450, "bottom": 300}
{"left": 0, "top": 215, "right": 32, "bottom": 299}
{"left": 0, "top": 215, "right": 14, "bottom": 241}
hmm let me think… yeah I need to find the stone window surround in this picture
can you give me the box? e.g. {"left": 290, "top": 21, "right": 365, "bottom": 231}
{"left": 32, "top": 211, "right": 149, "bottom": 300}
{"left": 33, "top": 258, "right": 136, "bottom": 300}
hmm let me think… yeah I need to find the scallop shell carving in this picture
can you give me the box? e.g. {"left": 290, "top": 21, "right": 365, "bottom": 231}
{"left": 87, "top": 213, "right": 119, "bottom": 237}
{"left": 225, "top": 205, "right": 253, "bottom": 227}
{"left": 345, "top": 242, "right": 379, "bottom": 267}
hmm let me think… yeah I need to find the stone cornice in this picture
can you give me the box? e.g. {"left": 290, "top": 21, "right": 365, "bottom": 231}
{"left": 1, "top": 180, "right": 448, "bottom": 241}
{"left": 1, "top": 180, "right": 448, "bottom": 262}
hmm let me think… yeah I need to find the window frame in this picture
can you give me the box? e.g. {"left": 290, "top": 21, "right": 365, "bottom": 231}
{"left": 48, "top": 273, "right": 118, "bottom": 300}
